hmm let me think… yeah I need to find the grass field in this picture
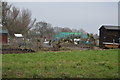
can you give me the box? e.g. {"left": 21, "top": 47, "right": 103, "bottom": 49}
{"left": 2, "top": 49, "right": 119, "bottom": 78}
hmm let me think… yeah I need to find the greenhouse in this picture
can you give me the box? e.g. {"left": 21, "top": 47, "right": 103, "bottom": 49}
{"left": 54, "top": 32, "right": 88, "bottom": 39}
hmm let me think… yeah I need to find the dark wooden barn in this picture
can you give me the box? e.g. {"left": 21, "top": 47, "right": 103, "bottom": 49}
{"left": 99, "top": 25, "right": 120, "bottom": 48}
{"left": 0, "top": 30, "right": 8, "bottom": 45}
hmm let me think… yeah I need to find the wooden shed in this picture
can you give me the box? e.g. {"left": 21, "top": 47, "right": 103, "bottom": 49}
{"left": 0, "top": 30, "right": 8, "bottom": 45}
{"left": 99, "top": 25, "right": 120, "bottom": 48}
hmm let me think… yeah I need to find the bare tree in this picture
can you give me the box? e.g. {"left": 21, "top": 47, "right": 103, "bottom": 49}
{"left": 2, "top": 2, "right": 12, "bottom": 27}
{"left": 6, "top": 6, "right": 20, "bottom": 36}
{"left": 34, "top": 21, "right": 54, "bottom": 39}
{"left": 54, "top": 26, "right": 72, "bottom": 35}
{"left": 78, "top": 28, "right": 86, "bottom": 33}
{"left": 2, "top": 2, "right": 36, "bottom": 37}
{"left": 61, "top": 27, "right": 72, "bottom": 32}
{"left": 71, "top": 28, "right": 78, "bottom": 32}
{"left": 54, "top": 26, "right": 63, "bottom": 34}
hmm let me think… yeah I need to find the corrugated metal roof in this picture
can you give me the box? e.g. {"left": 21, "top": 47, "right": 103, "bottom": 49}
{"left": 0, "top": 30, "right": 8, "bottom": 34}
{"left": 101, "top": 25, "right": 120, "bottom": 30}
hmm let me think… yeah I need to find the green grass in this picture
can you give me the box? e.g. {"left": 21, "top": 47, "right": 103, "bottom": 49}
{"left": 2, "top": 49, "right": 119, "bottom": 78}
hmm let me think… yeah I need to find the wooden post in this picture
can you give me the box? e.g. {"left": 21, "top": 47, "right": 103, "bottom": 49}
{"left": 113, "top": 39, "right": 115, "bottom": 49}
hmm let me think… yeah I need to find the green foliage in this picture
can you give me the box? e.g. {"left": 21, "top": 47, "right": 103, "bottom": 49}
{"left": 2, "top": 49, "right": 119, "bottom": 78}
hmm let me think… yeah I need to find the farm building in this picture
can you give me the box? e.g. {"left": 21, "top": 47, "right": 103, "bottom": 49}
{"left": 99, "top": 25, "right": 120, "bottom": 48}
{"left": 0, "top": 30, "right": 8, "bottom": 45}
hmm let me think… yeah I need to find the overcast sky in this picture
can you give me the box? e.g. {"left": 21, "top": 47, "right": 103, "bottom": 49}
{"left": 11, "top": 2, "right": 118, "bottom": 34}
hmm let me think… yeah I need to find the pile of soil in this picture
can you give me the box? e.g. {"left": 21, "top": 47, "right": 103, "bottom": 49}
{"left": 39, "top": 47, "right": 71, "bottom": 51}
{"left": 1, "top": 48, "right": 35, "bottom": 54}
{"left": 61, "top": 43, "right": 90, "bottom": 48}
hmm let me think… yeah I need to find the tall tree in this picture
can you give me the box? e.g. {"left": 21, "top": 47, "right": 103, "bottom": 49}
{"left": 54, "top": 26, "right": 63, "bottom": 34}
{"left": 61, "top": 27, "right": 72, "bottom": 32}
{"left": 2, "top": 2, "right": 36, "bottom": 37}
{"left": 2, "top": 2, "right": 11, "bottom": 27}
{"left": 78, "top": 28, "right": 86, "bottom": 33}
{"left": 34, "top": 21, "right": 54, "bottom": 39}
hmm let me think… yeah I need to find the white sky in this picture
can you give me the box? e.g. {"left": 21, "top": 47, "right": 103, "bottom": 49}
{"left": 5, "top": 0, "right": 120, "bottom": 2}
{"left": 9, "top": 2, "right": 118, "bottom": 34}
